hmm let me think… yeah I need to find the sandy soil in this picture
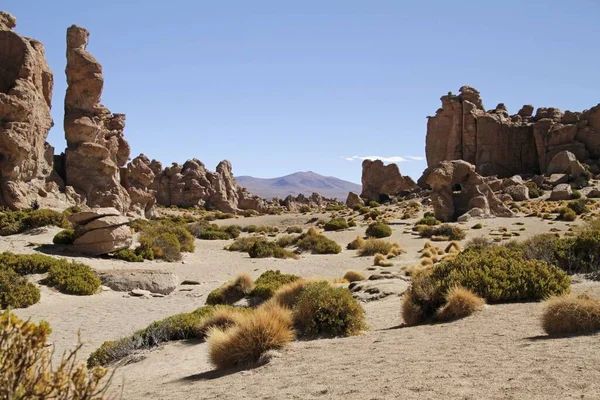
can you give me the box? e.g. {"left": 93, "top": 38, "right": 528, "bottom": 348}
{"left": 4, "top": 207, "right": 600, "bottom": 399}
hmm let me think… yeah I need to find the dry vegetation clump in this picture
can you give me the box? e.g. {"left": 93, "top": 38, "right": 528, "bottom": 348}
{"left": 267, "top": 279, "right": 309, "bottom": 309}
{"left": 365, "top": 222, "right": 392, "bottom": 238}
{"left": 374, "top": 253, "right": 394, "bottom": 267}
{"left": 225, "top": 236, "right": 264, "bottom": 252}
{"left": 402, "top": 245, "right": 571, "bottom": 326}
{"left": 323, "top": 217, "right": 350, "bottom": 231}
{"left": 541, "top": 294, "right": 600, "bottom": 335}
{"left": 138, "top": 220, "right": 195, "bottom": 261}
{"left": 285, "top": 226, "right": 303, "bottom": 234}
{"left": 207, "top": 305, "right": 295, "bottom": 369}
{"left": 444, "top": 241, "right": 462, "bottom": 253}
{"left": 293, "top": 281, "right": 367, "bottom": 337}
{"left": 435, "top": 286, "right": 485, "bottom": 322}
{"left": 417, "top": 224, "right": 466, "bottom": 241}
{"left": 1, "top": 311, "right": 112, "bottom": 399}
{"left": 206, "top": 273, "right": 255, "bottom": 305}
{"left": 191, "top": 307, "right": 250, "bottom": 339}
{"left": 343, "top": 270, "right": 366, "bottom": 282}
{"left": 0, "top": 208, "right": 70, "bottom": 236}
{"left": 248, "top": 240, "right": 299, "bottom": 259}
{"left": 358, "top": 239, "right": 404, "bottom": 257}
{"left": 346, "top": 235, "right": 366, "bottom": 250}
{"left": 295, "top": 229, "right": 341, "bottom": 254}
{"left": 250, "top": 270, "right": 301, "bottom": 301}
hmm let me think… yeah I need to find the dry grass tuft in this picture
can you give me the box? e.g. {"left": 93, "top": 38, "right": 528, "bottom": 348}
{"left": 420, "top": 257, "right": 433, "bottom": 266}
{"left": 268, "top": 279, "right": 309, "bottom": 309}
{"left": 445, "top": 241, "right": 462, "bottom": 253}
{"left": 191, "top": 307, "right": 248, "bottom": 339}
{"left": 346, "top": 235, "right": 366, "bottom": 250}
{"left": 208, "top": 273, "right": 255, "bottom": 305}
{"left": 207, "top": 305, "right": 295, "bottom": 369}
{"left": 374, "top": 253, "right": 394, "bottom": 267}
{"left": 343, "top": 270, "right": 366, "bottom": 282}
{"left": 402, "top": 290, "right": 427, "bottom": 326}
{"left": 541, "top": 294, "right": 600, "bottom": 335}
{"left": 436, "top": 286, "right": 485, "bottom": 322}
{"left": 421, "top": 249, "right": 433, "bottom": 258}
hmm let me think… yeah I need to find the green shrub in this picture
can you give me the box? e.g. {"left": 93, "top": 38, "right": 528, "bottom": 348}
{"left": 295, "top": 231, "right": 341, "bottom": 254}
{"left": 368, "top": 201, "right": 381, "bottom": 208}
{"left": 525, "top": 181, "right": 540, "bottom": 198}
{"left": 198, "top": 230, "right": 231, "bottom": 240}
{"left": 111, "top": 249, "right": 144, "bottom": 262}
{"left": 276, "top": 234, "right": 297, "bottom": 248}
{"left": 325, "top": 203, "right": 345, "bottom": 211}
{"left": 552, "top": 230, "right": 600, "bottom": 274}
{"left": 357, "top": 239, "right": 403, "bottom": 257}
{"left": 152, "top": 233, "right": 182, "bottom": 261}
{"left": 0, "top": 209, "right": 70, "bottom": 236}
{"left": 417, "top": 224, "right": 466, "bottom": 240}
{"left": 285, "top": 226, "right": 303, "bottom": 234}
{"left": 250, "top": 270, "right": 300, "bottom": 300}
{"left": 226, "top": 236, "right": 264, "bottom": 252}
{"left": 88, "top": 306, "right": 217, "bottom": 367}
{"left": 571, "top": 190, "right": 582, "bottom": 199}
{"left": 365, "top": 222, "right": 392, "bottom": 238}
{"left": 0, "top": 269, "right": 40, "bottom": 309}
{"left": 205, "top": 274, "right": 254, "bottom": 306}
{"left": 293, "top": 281, "right": 367, "bottom": 337}
{"left": 567, "top": 199, "right": 589, "bottom": 215}
{"left": 44, "top": 261, "right": 101, "bottom": 295}
{"left": 558, "top": 207, "right": 577, "bottom": 221}
{"left": 0, "top": 252, "right": 65, "bottom": 275}
{"left": 52, "top": 229, "right": 75, "bottom": 245}
{"left": 138, "top": 221, "right": 195, "bottom": 254}
{"left": 134, "top": 246, "right": 154, "bottom": 260}
{"left": 323, "top": 218, "right": 349, "bottom": 231}
{"left": 223, "top": 225, "right": 241, "bottom": 239}
{"left": 471, "top": 223, "right": 483, "bottom": 229}
{"left": 416, "top": 217, "right": 439, "bottom": 226}
{"left": 403, "top": 245, "right": 570, "bottom": 325}
{"left": 248, "top": 241, "right": 298, "bottom": 259}
{"left": 365, "top": 210, "right": 381, "bottom": 220}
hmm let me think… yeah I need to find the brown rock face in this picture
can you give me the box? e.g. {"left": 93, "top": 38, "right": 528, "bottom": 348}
{"left": 360, "top": 160, "right": 418, "bottom": 202}
{"left": 0, "top": 12, "right": 62, "bottom": 208}
{"left": 64, "top": 25, "right": 131, "bottom": 213}
{"left": 123, "top": 154, "right": 157, "bottom": 218}
{"left": 69, "top": 207, "right": 132, "bottom": 255}
{"left": 426, "top": 86, "right": 600, "bottom": 177}
{"left": 426, "top": 160, "right": 513, "bottom": 222}
{"left": 133, "top": 156, "right": 267, "bottom": 214}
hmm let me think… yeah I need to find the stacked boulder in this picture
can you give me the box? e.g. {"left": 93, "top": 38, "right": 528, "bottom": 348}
{"left": 361, "top": 159, "right": 418, "bottom": 202}
{"left": 69, "top": 208, "right": 132, "bottom": 255}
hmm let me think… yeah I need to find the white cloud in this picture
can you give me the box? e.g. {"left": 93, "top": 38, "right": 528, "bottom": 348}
{"left": 343, "top": 155, "right": 426, "bottom": 163}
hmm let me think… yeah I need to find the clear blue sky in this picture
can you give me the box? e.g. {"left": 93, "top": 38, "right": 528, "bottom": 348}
{"left": 6, "top": 1, "right": 600, "bottom": 183}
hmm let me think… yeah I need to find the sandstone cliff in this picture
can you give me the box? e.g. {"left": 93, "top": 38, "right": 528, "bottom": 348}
{"left": 426, "top": 86, "right": 600, "bottom": 177}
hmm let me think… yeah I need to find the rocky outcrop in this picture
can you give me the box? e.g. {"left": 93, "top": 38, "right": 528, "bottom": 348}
{"left": 64, "top": 25, "right": 131, "bottom": 213}
{"left": 426, "top": 86, "right": 600, "bottom": 177}
{"left": 546, "top": 150, "right": 586, "bottom": 178}
{"left": 361, "top": 160, "right": 418, "bottom": 202}
{"left": 0, "top": 12, "right": 65, "bottom": 208}
{"left": 426, "top": 160, "right": 513, "bottom": 222}
{"left": 123, "top": 154, "right": 157, "bottom": 218}
{"left": 279, "top": 192, "right": 335, "bottom": 212}
{"left": 549, "top": 184, "right": 573, "bottom": 201}
{"left": 98, "top": 269, "right": 179, "bottom": 295}
{"left": 346, "top": 192, "right": 365, "bottom": 208}
{"left": 69, "top": 207, "right": 132, "bottom": 255}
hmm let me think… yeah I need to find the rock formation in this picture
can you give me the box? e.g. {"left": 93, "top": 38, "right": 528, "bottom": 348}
{"left": 69, "top": 207, "right": 132, "bottom": 255}
{"left": 0, "top": 12, "right": 65, "bottom": 208}
{"left": 346, "top": 192, "right": 365, "bottom": 208}
{"left": 426, "top": 86, "right": 600, "bottom": 177}
{"left": 426, "top": 160, "right": 513, "bottom": 222}
{"left": 361, "top": 160, "right": 418, "bottom": 202}
{"left": 63, "top": 25, "right": 131, "bottom": 213}
{"left": 123, "top": 154, "right": 157, "bottom": 218}
{"left": 131, "top": 156, "right": 268, "bottom": 213}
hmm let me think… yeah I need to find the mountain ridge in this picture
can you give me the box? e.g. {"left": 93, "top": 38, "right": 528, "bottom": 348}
{"left": 236, "top": 171, "right": 361, "bottom": 201}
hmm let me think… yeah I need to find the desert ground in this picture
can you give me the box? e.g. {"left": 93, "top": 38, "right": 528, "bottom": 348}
{"left": 4, "top": 202, "right": 600, "bottom": 400}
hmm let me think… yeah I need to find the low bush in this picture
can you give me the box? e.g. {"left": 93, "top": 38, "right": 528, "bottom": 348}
{"left": 52, "top": 228, "right": 76, "bottom": 245}
{"left": 206, "top": 273, "right": 255, "bottom": 305}
{"left": 276, "top": 234, "right": 297, "bottom": 248}
{"left": 191, "top": 307, "right": 250, "bottom": 339}
{"left": 567, "top": 199, "right": 589, "bottom": 215}
{"left": 368, "top": 201, "right": 381, "bottom": 208}
{"left": 44, "top": 261, "right": 101, "bottom": 295}
{"left": 295, "top": 230, "right": 341, "bottom": 254}
{"left": 402, "top": 245, "right": 570, "bottom": 326}
{"left": 248, "top": 241, "right": 298, "bottom": 259}
{"left": 88, "top": 306, "right": 217, "bottom": 367}
{"left": 250, "top": 270, "right": 301, "bottom": 301}
{"left": 471, "top": 223, "right": 483, "bottom": 229}
{"left": 417, "top": 224, "right": 466, "bottom": 240}
{"left": 226, "top": 236, "right": 264, "bottom": 252}
{"left": 343, "top": 270, "right": 366, "bottom": 282}
{"left": 138, "top": 221, "right": 195, "bottom": 260}
{"left": 571, "top": 190, "right": 582, "bottom": 199}
{"left": 323, "top": 218, "right": 350, "bottom": 231}
{"left": 188, "top": 222, "right": 241, "bottom": 240}
{"left": 525, "top": 181, "right": 540, "bottom": 198}
{"left": 243, "top": 225, "right": 278, "bottom": 234}
{"left": 293, "top": 281, "right": 367, "bottom": 337}
{"left": 347, "top": 236, "right": 366, "bottom": 250}
{"left": 207, "top": 305, "right": 295, "bottom": 369}
{"left": 416, "top": 217, "right": 439, "bottom": 226}
{"left": 435, "top": 286, "right": 485, "bottom": 322}
{"left": 1, "top": 312, "right": 112, "bottom": 399}
{"left": 152, "top": 233, "right": 182, "bottom": 261}
{"left": 358, "top": 239, "right": 403, "bottom": 257}
{"left": 199, "top": 230, "right": 232, "bottom": 240}
{"left": 286, "top": 226, "right": 303, "bottom": 234}
{"left": 268, "top": 279, "right": 309, "bottom": 309}
{"left": 111, "top": 249, "right": 144, "bottom": 262}
{"left": 374, "top": 253, "right": 394, "bottom": 267}
{"left": 0, "top": 269, "right": 40, "bottom": 309}
{"left": 541, "top": 294, "right": 600, "bottom": 335}
{"left": 558, "top": 207, "right": 577, "bottom": 221}
{"left": 0, "top": 209, "right": 70, "bottom": 236}
{"left": 365, "top": 222, "right": 392, "bottom": 238}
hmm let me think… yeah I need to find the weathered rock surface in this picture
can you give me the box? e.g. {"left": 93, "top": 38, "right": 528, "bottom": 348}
{"left": 346, "top": 192, "right": 365, "bottom": 208}
{"left": 98, "top": 269, "right": 179, "bottom": 295}
{"left": 361, "top": 160, "right": 418, "bottom": 202}
{"left": 426, "top": 86, "right": 600, "bottom": 177}
{"left": 123, "top": 154, "right": 157, "bottom": 218}
{"left": 504, "top": 184, "right": 529, "bottom": 201}
{"left": 63, "top": 25, "right": 131, "bottom": 213}
{"left": 549, "top": 184, "right": 573, "bottom": 201}
{"left": 0, "top": 12, "right": 65, "bottom": 208}
{"left": 69, "top": 208, "right": 132, "bottom": 255}
{"left": 426, "top": 160, "right": 513, "bottom": 222}
{"left": 546, "top": 150, "right": 586, "bottom": 178}
{"left": 349, "top": 276, "right": 410, "bottom": 302}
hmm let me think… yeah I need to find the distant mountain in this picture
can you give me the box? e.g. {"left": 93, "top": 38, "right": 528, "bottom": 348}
{"left": 236, "top": 171, "right": 362, "bottom": 201}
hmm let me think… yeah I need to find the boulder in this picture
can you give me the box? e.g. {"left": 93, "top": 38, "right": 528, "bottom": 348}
{"left": 349, "top": 277, "right": 410, "bottom": 302}
{"left": 68, "top": 207, "right": 120, "bottom": 224}
{"left": 546, "top": 150, "right": 586, "bottom": 178}
{"left": 360, "top": 159, "right": 418, "bottom": 202}
{"left": 547, "top": 174, "right": 569, "bottom": 186}
{"left": 504, "top": 185, "right": 529, "bottom": 201}
{"left": 426, "top": 160, "right": 513, "bottom": 222}
{"left": 345, "top": 192, "right": 364, "bottom": 208}
{"left": 549, "top": 184, "right": 573, "bottom": 201}
{"left": 98, "top": 269, "right": 179, "bottom": 295}
{"left": 501, "top": 175, "right": 524, "bottom": 189}
{"left": 71, "top": 225, "right": 132, "bottom": 255}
